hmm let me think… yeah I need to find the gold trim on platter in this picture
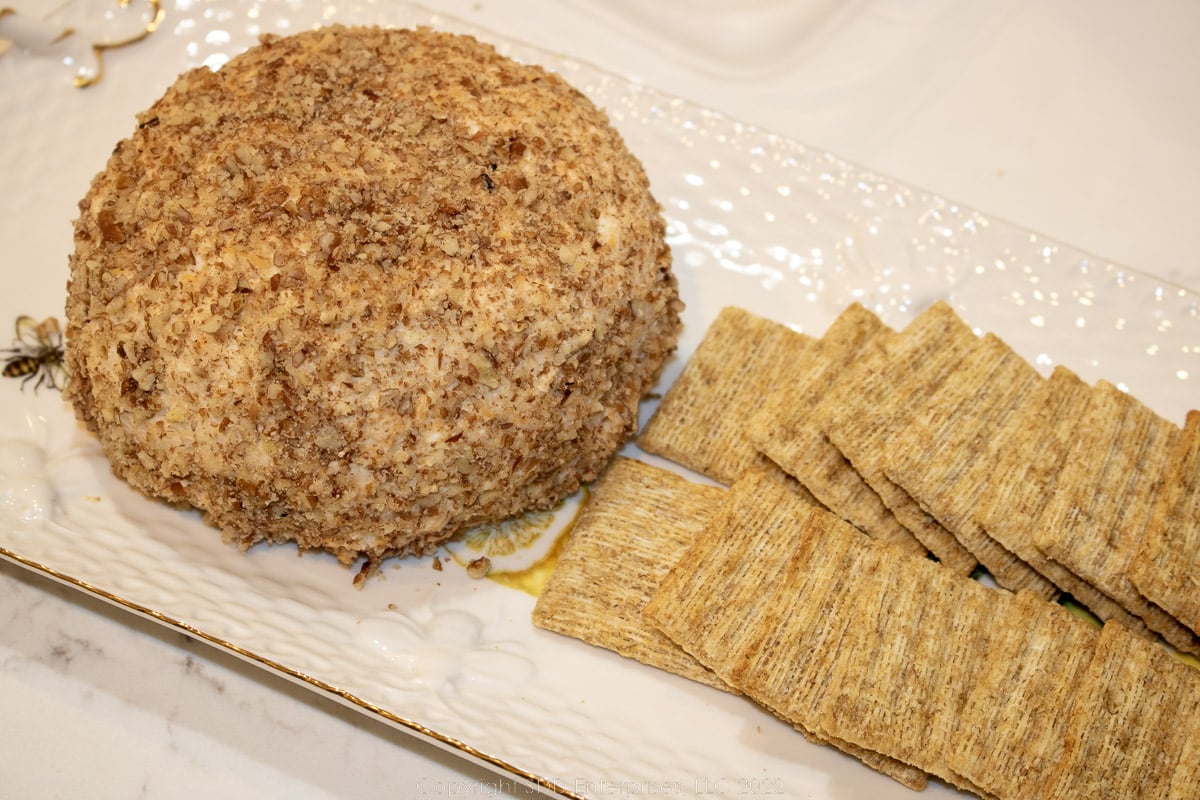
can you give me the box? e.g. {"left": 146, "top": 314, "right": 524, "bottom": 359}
{"left": 0, "top": 544, "right": 583, "bottom": 799}
{"left": 75, "top": 0, "right": 165, "bottom": 88}
{"left": 0, "top": 1, "right": 164, "bottom": 88}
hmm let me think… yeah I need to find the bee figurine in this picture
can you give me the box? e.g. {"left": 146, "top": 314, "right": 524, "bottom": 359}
{"left": 3, "top": 315, "right": 67, "bottom": 392}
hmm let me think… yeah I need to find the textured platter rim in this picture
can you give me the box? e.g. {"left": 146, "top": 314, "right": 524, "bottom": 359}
{"left": 0, "top": 543, "right": 577, "bottom": 798}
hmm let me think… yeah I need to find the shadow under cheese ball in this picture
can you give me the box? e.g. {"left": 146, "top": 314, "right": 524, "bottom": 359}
{"left": 65, "top": 25, "right": 681, "bottom": 567}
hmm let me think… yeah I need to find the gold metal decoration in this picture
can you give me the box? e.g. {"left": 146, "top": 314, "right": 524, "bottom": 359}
{"left": 0, "top": 0, "right": 163, "bottom": 87}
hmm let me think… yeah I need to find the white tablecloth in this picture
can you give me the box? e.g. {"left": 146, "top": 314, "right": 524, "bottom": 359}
{"left": 2, "top": 1, "right": 1198, "bottom": 798}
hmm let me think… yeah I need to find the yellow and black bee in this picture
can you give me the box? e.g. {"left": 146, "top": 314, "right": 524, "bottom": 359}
{"left": 3, "top": 315, "right": 66, "bottom": 392}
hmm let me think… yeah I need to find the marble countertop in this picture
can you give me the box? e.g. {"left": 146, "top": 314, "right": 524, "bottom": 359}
{"left": 2, "top": 1, "right": 1198, "bottom": 797}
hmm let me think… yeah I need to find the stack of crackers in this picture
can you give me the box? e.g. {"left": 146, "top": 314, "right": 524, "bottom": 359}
{"left": 533, "top": 302, "right": 1200, "bottom": 796}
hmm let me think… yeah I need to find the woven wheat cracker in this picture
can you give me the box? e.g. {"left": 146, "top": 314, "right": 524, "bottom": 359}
{"left": 532, "top": 457, "right": 727, "bottom": 689}
{"left": 747, "top": 303, "right": 926, "bottom": 556}
{"left": 946, "top": 591, "right": 1100, "bottom": 800}
{"left": 815, "top": 541, "right": 1002, "bottom": 795}
{"left": 642, "top": 471, "right": 821, "bottom": 684}
{"left": 883, "top": 332, "right": 1057, "bottom": 596}
{"left": 1130, "top": 409, "right": 1200, "bottom": 638}
{"left": 644, "top": 472, "right": 929, "bottom": 790}
{"left": 1034, "top": 380, "right": 1200, "bottom": 656}
{"left": 638, "top": 306, "right": 816, "bottom": 485}
{"left": 968, "top": 366, "right": 1132, "bottom": 617}
{"left": 1042, "top": 622, "right": 1200, "bottom": 799}
{"left": 814, "top": 301, "right": 978, "bottom": 574}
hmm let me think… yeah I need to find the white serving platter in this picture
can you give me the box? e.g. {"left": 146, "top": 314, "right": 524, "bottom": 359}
{"left": 1, "top": 2, "right": 1196, "bottom": 797}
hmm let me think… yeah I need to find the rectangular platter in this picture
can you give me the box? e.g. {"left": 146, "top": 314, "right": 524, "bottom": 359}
{"left": 1, "top": 2, "right": 1197, "bottom": 797}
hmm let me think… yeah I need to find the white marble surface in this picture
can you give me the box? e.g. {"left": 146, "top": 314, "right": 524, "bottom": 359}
{"left": 1, "top": 1, "right": 1198, "bottom": 798}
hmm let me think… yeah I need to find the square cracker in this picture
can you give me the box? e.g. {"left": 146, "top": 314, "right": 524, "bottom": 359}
{"left": 637, "top": 306, "right": 817, "bottom": 485}
{"left": 813, "top": 539, "right": 1002, "bottom": 796}
{"left": 1130, "top": 409, "right": 1200, "bottom": 638}
{"left": 967, "top": 366, "right": 1136, "bottom": 619}
{"left": 1041, "top": 621, "right": 1200, "bottom": 799}
{"left": 946, "top": 591, "right": 1100, "bottom": 800}
{"left": 814, "top": 301, "right": 978, "bottom": 574}
{"left": 643, "top": 471, "right": 828, "bottom": 689}
{"left": 747, "top": 302, "right": 927, "bottom": 557}
{"left": 731, "top": 515, "right": 932, "bottom": 791}
{"left": 882, "top": 332, "right": 1058, "bottom": 596}
{"left": 1033, "top": 380, "right": 1200, "bottom": 656}
{"left": 532, "top": 457, "right": 728, "bottom": 690}
{"left": 644, "top": 471, "right": 929, "bottom": 791}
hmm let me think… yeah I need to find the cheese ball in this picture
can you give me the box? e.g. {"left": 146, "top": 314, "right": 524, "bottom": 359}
{"left": 65, "top": 25, "right": 681, "bottom": 566}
